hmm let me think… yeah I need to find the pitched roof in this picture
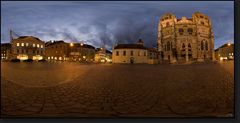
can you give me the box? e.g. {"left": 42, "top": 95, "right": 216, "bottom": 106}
{"left": 1, "top": 43, "right": 11, "bottom": 48}
{"left": 12, "top": 36, "right": 43, "bottom": 43}
{"left": 114, "top": 44, "right": 147, "bottom": 50}
{"left": 72, "top": 43, "right": 95, "bottom": 49}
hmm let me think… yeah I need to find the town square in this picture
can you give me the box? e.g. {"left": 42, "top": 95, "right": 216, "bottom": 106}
{"left": 1, "top": 1, "right": 234, "bottom": 118}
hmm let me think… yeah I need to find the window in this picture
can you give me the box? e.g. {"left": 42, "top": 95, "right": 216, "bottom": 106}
{"left": 41, "top": 45, "right": 43, "bottom": 48}
{"left": 205, "top": 41, "right": 208, "bottom": 50}
{"left": 17, "top": 43, "right": 20, "bottom": 46}
{"left": 188, "top": 28, "right": 193, "bottom": 34}
{"left": 144, "top": 51, "right": 146, "bottom": 56}
{"left": 21, "top": 43, "right": 24, "bottom": 46}
{"left": 123, "top": 51, "right": 126, "bottom": 56}
{"left": 26, "top": 50, "right": 28, "bottom": 53}
{"left": 33, "top": 50, "right": 35, "bottom": 54}
{"left": 116, "top": 51, "right": 119, "bottom": 56}
{"left": 37, "top": 44, "right": 40, "bottom": 48}
{"left": 179, "top": 28, "right": 183, "bottom": 35}
{"left": 138, "top": 51, "right": 141, "bottom": 56}
{"left": 200, "top": 15, "right": 203, "bottom": 18}
{"left": 130, "top": 51, "right": 133, "bottom": 56}
{"left": 17, "top": 49, "right": 19, "bottom": 53}
{"left": 26, "top": 43, "right": 29, "bottom": 46}
{"left": 188, "top": 43, "right": 191, "bottom": 51}
{"left": 201, "top": 21, "right": 204, "bottom": 25}
{"left": 182, "top": 43, "right": 185, "bottom": 51}
{"left": 167, "top": 41, "right": 170, "bottom": 51}
{"left": 201, "top": 41, "right": 204, "bottom": 50}
{"left": 33, "top": 44, "right": 36, "bottom": 47}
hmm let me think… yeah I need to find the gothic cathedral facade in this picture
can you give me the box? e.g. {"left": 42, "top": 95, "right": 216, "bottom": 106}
{"left": 157, "top": 12, "right": 215, "bottom": 63}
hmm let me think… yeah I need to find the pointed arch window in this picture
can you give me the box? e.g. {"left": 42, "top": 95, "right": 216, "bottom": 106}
{"left": 167, "top": 41, "right": 170, "bottom": 51}
{"left": 182, "top": 43, "right": 185, "bottom": 51}
{"left": 205, "top": 41, "right": 208, "bottom": 50}
{"left": 201, "top": 41, "right": 204, "bottom": 50}
{"left": 188, "top": 43, "right": 191, "bottom": 51}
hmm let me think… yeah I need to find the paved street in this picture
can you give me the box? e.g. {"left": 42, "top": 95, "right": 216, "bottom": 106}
{"left": 1, "top": 61, "right": 234, "bottom": 118}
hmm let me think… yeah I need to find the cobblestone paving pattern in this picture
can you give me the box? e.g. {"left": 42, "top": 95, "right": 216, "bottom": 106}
{"left": 1, "top": 61, "right": 234, "bottom": 117}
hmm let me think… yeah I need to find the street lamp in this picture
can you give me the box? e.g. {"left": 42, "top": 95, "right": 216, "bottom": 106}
{"left": 70, "top": 43, "right": 74, "bottom": 47}
{"left": 228, "top": 43, "right": 231, "bottom": 46}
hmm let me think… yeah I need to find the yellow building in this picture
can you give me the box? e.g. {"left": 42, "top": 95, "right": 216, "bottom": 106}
{"left": 112, "top": 39, "right": 149, "bottom": 64}
{"left": 11, "top": 36, "right": 45, "bottom": 61}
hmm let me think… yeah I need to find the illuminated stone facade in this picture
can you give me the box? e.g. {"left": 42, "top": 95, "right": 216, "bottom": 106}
{"left": 11, "top": 36, "right": 45, "bottom": 61}
{"left": 157, "top": 12, "right": 215, "bottom": 63}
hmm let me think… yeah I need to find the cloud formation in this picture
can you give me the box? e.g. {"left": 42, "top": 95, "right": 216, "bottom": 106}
{"left": 1, "top": 1, "right": 234, "bottom": 49}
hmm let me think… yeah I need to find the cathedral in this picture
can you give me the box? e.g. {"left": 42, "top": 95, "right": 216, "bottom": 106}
{"left": 157, "top": 12, "right": 215, "bottom": 63}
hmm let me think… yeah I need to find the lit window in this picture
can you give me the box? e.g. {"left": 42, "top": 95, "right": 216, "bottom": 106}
{"left": 41, "top": 45, "right": 43, "bottom": 48}
{"left": 17, "top": 43, "right": 20, "bottom": 46}
{"left": 26, "top": 43, "right": 29, "bottom": 46}
{"left": 138, "top": 51, "right": 141, "bottom": 56}
{"left": 33, "top": 44, "right": 36, "bottom": 47}
{"left": 37, "top": 44, "right": 39, "bottom": 48}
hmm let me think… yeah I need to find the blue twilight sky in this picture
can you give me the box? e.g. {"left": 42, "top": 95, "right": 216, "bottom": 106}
{"left": 1, "top": 1, "right": 234, "bottom": 50}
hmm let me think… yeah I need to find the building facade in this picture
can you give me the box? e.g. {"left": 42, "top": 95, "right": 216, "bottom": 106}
{"left": 1, "top": 43, "right": 11, "bottom": 61}
{"left": 68, "top": 43, "right": 95, "bottom": 62}
{"left": 215, "top": 43, "right": 234, "bottom": 61}
{"left": 45, "top": 40, "right": 69, "bottom": 61}
{"left": 112, "top": 39, "right": 159, "bottom": 64}
{"left": 95, "top": 47, "right": 112, "bottom": 63}
{"left": 157, "top": 12, "right": 215, "bottom": 63}
{"left": 45, "top": 41, "right": 96, "bottom": 62}
{"left": 148, "top": 48, "right": 160, "bottom": 64}
{"left": 11, "top": 36, "right": 45, "bottom": 61}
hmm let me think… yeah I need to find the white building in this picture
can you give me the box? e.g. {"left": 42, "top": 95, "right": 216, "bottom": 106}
{"left": 112, "top": 39, "right": 158, "bottom": 64}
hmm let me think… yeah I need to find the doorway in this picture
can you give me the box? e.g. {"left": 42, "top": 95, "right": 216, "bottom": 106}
{"left": 130, "top": 57, "right": 134, "bottom": 64}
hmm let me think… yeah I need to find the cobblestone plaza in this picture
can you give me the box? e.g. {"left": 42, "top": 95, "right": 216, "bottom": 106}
{"left": 1, "top": 61, "right": 234, "bottom": 117}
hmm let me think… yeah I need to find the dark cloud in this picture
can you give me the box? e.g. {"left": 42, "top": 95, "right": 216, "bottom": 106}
{"left": 1, "top": 1, "right": 234, "bottom": 49}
